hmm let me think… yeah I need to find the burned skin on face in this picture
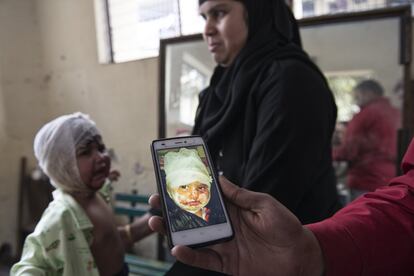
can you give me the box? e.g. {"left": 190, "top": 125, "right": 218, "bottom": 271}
{"left": 171, "top": 181, "right": 211, "bottom": 219}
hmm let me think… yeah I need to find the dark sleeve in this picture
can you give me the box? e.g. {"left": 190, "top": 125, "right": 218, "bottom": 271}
{"left": 243, "top": 60, "right": 337, "bottom": 217}
{"left": 307, "top": 177, "right": 414, "bottom": 276}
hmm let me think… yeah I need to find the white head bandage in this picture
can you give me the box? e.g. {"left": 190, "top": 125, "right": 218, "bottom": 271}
{"left": 33, "top": 112, "right": 100, "bottom": 194}
{"left": 164, "top": 148, "right": 212, "bottom": 190}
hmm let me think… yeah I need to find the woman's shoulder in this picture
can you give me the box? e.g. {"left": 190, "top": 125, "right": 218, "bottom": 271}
{"left": 258, "top": 58, "right": 327, "bottom": 93}
{"left": 264, "top": 58, "right": 321, "bottom": 80}
{"left": 253, "top": 58, "right": 331, "bottom": 103}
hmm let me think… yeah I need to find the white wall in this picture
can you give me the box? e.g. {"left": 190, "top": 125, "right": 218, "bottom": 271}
{"left": 0, "top": 0, "right": 47, "bottom": 253}
{"left": 0, "top": 0, "right": 159, "bottom": 256}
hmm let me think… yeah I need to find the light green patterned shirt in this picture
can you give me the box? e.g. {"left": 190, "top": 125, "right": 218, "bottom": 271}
{"left": 11, "top": 189, "right": 102, "bottom": 276}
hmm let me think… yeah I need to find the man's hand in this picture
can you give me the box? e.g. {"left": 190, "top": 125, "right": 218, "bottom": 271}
{"left": 148, "top": 177, "right": 324, "bottom": 276}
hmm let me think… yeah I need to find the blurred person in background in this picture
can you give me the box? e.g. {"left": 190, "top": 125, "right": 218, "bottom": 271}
{"left": 333, "top": 79, "right": 401, "bottom": 200}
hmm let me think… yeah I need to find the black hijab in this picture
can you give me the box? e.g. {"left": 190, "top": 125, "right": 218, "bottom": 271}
{"left": 193, "top": 0, "right": 326, "bottom": 154}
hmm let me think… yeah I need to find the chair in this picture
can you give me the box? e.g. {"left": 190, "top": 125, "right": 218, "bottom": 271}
{"left": 16, "top": 157, "right": 54, "bottom": 258}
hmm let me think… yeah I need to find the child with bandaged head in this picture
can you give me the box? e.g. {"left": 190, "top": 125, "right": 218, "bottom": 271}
{"left": 165, "top": 148, "right": 212, "bottom": 220}
{"left": 11, "top": 112, "right": 150, "bottom": 276}
{"left": 163, "top": 148, "right": 226, "bottom": 232}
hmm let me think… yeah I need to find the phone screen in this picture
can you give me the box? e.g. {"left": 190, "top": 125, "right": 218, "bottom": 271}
{"left": 155, "top": 145, "right": 228, "bottom": 233}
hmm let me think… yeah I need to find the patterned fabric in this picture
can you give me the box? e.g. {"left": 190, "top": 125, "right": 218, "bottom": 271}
{"left": 11, "top": 189, "right": 99, "bottom": 276}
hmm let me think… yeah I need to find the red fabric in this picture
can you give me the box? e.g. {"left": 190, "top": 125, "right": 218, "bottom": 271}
{"left": 333, "top": 97, "right": 401, "bottom": 191}
{"left": 308, "top": 138, "right": 414, "bottom": 276}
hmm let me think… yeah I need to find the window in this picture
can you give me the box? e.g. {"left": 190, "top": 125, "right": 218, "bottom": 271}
{"left": 327, "top": 0, "right": 348, "bottom": 13}
{"left": 94, "top": 0, "right": 204, "bottom": 63}
{"left": 302, "top": 0, "right": 316, "bottom": 17}
{"left": 293, "top": 0, "right": 414, "bottom": 18}
{"left": 353, "top": 0, "right": 368, "bottom": 4}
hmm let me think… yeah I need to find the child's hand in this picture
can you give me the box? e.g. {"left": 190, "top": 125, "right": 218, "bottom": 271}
{"left": 108, "top": 170, "right": 121, "bottom": 182}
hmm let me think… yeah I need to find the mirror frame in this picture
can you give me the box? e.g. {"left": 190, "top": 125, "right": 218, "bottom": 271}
{"left": 158, "top": 33, "right": 203, "bottom": 139}
{"left": 299, "top": 5, "right": 412, "bottom": 132}
{"left": 158, "top": 6, "right": 413, "bottom": 139}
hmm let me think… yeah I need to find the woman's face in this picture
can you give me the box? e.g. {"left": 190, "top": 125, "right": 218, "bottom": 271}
{"left": 76, "top": 136, "right": 110, "bottom": 191}
{"left": 199, "top": 0, "right": 248, "bottom": 67}
{"left": 170, "top": 181, "right": 211, "bottom": 213}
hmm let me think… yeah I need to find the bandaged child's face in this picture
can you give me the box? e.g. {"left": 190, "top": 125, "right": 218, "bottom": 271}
{"left": 170, "top": 181, "right": 211, "bottom": 213}
{"left": 76, "top": 136, "right": 110, "bottom": 191}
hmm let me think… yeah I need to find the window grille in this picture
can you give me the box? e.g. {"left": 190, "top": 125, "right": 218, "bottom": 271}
{"left": 95, "top": 0, "right": 413, "bottom": 63}
{"left": 294, "top": 0, "right": 414, "bottom": 18}
{"left": 96, "top": 0, "right": 203, "bottom": 63}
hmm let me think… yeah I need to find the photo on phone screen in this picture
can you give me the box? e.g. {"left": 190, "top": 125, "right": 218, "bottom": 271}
{"left": 156, "top": 145, "right": 227, "bottom": 233}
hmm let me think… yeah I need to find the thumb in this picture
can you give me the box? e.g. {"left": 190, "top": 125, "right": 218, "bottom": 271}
{"left": 171, "top": 245, "right": 224, "bottom": 274}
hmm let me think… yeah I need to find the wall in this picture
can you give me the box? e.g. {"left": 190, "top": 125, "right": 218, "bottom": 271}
{"left": 0, "top": 0, "right": 159, "bottom": 257}
{"left": 36, "top": 0, "right": 159, "bottom": 195}
{"left": 0, "top": 0, "right": 46, "bottom": 253}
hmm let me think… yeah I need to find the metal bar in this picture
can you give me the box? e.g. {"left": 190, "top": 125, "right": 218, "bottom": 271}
{"left": 103, "top": 0, "right": 115, "bottom": 63}
{"left": 115, "top": 193, "right": 150, "bottom": 204}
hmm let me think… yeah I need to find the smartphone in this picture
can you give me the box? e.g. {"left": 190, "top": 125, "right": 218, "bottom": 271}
{"left": 151, "top": 135, "right": 234, "bottom": 248}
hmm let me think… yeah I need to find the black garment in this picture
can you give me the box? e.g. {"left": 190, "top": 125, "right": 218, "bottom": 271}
{"left": 167, "top": 1, "right": 341, "bottom": 276}
{"left": 194, "top": 58, "right": 341, "bottom": 224}
{"left": 193, "top": 0, "right": 341, "bottom": 224}
{"left": 113, "top": 263, "right": 129, "bottom": 276}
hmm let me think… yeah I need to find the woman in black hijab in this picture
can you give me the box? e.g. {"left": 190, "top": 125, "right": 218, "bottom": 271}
{"left": 195, "top": 0, "right": 341, "bottom": 223}
{"left": 167, "top": 0, "right": 341, "bottom": 274}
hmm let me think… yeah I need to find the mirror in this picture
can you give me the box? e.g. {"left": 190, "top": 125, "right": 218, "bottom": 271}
{"left": 297, "top": 6, "right": 412, "bottom": 202}
{"left": 158, "top": 6, "right": 412, "bottom": 203}
{"left": 159, "top": 34, "right": 212, "bottom": 138}
{"left": 299, "top": 6, "right": 411, "bottom": 129}
{"left": 159, "top": 6, "right": 412, "bottom": 138}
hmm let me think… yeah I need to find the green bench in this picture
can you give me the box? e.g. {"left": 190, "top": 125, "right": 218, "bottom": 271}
{"left": 113, "top": 192, "right": 172, "bottom": 276}
{"left": 114, "top": 193, "right": 150, "bottom": 219}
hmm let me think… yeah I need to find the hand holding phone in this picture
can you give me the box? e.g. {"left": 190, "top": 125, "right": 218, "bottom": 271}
{"left": 148, "top": 177, "right": 319, "bottom": 276}
{"left": 151, "top": 136, "right": 234, "bottom": 248}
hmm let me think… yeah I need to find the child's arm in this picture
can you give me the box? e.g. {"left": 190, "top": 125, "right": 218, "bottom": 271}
{"left": 11, "top": 235, "right": 50, "bottom": 276}
{"left": 119, "top": 213, "right": 153, "bottom": 247}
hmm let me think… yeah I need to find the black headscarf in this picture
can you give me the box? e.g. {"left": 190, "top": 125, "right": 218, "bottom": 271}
{"left": 193, "top": 0, "right": 324, "bottom": 151}
{"left": 199, "top": 0, "right": 301, "bottom": 46}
